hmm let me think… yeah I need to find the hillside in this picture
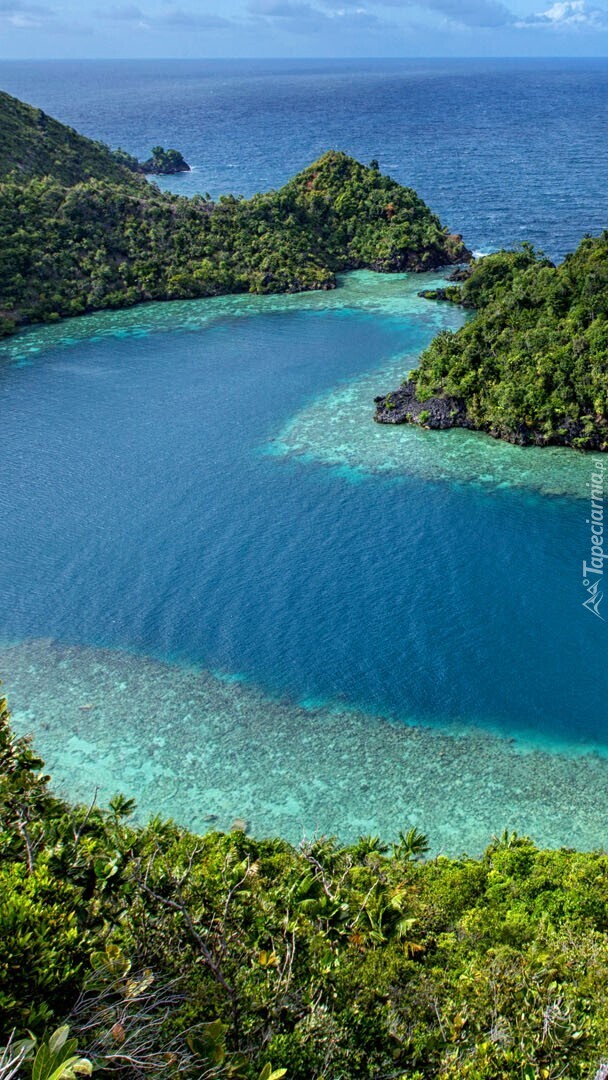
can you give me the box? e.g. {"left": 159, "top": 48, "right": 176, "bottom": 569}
{"left": 0, "top": 90, "right": 142, "bottom": 187}
{"left": 0, "top": 94, "right": 470, "bottom": 338}
{"left": 374, "top": 240, "right": 608, "bottom": 450}
{"left": 280, "top": 153, "right": 468, "bottom": 273}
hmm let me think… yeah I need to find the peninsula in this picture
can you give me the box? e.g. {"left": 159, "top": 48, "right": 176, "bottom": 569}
{"left": 0, "top": 89, "right": 468, "bottom": 338}
{"left": 4, "top": 88, "right": 606, "bottom": 453}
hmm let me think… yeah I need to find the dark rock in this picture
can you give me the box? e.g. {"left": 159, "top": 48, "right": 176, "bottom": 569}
{"left": 142, "top": 158, "right": 191, "bottom": 175}
{"left": 374, "top": 379, "right": 608, "bottom": 449}
{"left": 447, "top": 265, "right": 472, "bottom": 282}
{"left": 368, "top": 238, "right": 472, "bottom": 274}
{"left": 139, "top": 147, "right": 191, "bottom": 175}
{"left": 417, "top": 287, "right": 452, "bottom": 302}
{"left": 373, "top": 380, "right": 472, "bottom": 430}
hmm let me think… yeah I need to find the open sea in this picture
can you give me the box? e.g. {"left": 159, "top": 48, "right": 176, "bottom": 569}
{"left": 1, "top": 59, "right": 608, "bottom": 852}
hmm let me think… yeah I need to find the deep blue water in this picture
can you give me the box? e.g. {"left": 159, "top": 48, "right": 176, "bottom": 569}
{"left": 0, "top": 303, "right": 603, "bottom": 747}
{"left": 2, "top": 58, "right": 608, "bottom": 259}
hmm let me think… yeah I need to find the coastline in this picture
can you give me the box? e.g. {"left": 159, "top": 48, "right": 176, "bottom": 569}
{"left": 1, "top": 269, "right": 592, "bottom": 499}
{"left": 374, "top": 378, "right": 608, "bottom": 452}
{"left": 0, "top": 256, "right": 461, "bottom": 343}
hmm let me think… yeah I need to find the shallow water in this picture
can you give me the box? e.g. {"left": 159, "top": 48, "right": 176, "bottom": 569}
{"left": 0, "top": 272, "right": 605, "bottom": 852}
{"left": 3, "top": 637, "right": 608, "bottom": 855}
{"left": 2, "top": 57, "right": 608, "bottom": 852}
{"left": 271, "top": 352, "right": 592, "bottom": 500}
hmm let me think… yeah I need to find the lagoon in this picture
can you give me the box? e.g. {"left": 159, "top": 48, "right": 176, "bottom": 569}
{"left": 0, "top": 271, "right": 605, "bottom": 853}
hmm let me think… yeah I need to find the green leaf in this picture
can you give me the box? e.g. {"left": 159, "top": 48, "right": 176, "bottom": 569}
{"left": 188, "top": 1019, "right": 229, "bottom": 1067}
{"left": 32, "top": 1044, "right": 52, "bottom": 1080}
{"left": 258, "top": 1065, "right": 287, "bottom": 1080}
{"left": 12, "top": 1035, "right": 36, "bottom": 1062}
{"left": 30, "top": 1027, "right": 89, "bottom": 1080}
{"left": 48, "top": 1029, "right": 69, "bottom": 1056}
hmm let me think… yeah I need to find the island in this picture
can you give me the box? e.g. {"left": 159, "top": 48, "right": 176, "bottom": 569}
{"left": 114, "top": 144, "right": 191, "bottom": 175}
{"left": 0, "top": 89, "right": 469, "bottom": 339}
{"left": 375, "top": 243, "right": 608, "bottom": 451}
{"left": 139, "top": 145, "right": 191, "bottom": 174}
{"left": 3, "top": 85, "right": 608, "bottom": 1080}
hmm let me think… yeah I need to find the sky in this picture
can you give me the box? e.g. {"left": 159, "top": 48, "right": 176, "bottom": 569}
{"left": 3, "top": 0, "right": 608, "bottom": 57}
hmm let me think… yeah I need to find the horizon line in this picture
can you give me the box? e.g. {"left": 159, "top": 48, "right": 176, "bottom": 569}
{"left": 2, "top": 54, "right": 608, "bottom": 62}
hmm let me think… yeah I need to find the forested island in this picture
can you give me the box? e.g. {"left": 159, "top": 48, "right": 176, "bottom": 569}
{"left": 374, "top": 243, "right": 608, "bottom": 450}
{"left": 113, "top": 145, "right": 191, "bottom": 175}
{"left": 3, "top": 690, "right": 608, "bottom": 1080}
{"left": 0, "top": 89, "right": 467, "bottom": 339}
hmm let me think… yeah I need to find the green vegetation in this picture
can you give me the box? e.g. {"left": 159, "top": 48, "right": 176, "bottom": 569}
{"left": 0, "top": 91, "right": 468, "bottom": 339}
{"left": 3, "top": 687, "right": 608, "bottom": 1079}
{"left": 408, "top": 240, "right": 608, "bottom": 448}
{"left": 0, "top": 90, "right": 188, "bottom": 185}
{"left": 0, "top": 91, "right": 141, "bottom": 188}
{"left": 113, "top": 146, "right": 191, "bottom": 175}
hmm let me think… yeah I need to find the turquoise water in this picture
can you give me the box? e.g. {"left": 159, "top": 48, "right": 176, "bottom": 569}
{"left": 0, "top": 271, "right": 605, "bottom": 853}
{"left": 2, "top": 637, "right": 608, "bottom": 855}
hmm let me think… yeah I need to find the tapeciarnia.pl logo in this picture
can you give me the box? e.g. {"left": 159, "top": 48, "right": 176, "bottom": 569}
{"left": 582, "top": 458, "right": 607, "bottom": 620}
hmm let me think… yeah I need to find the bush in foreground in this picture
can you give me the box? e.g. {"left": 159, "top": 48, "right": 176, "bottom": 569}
{"left": 2, "top": 688, "right": 608, "bottom": 1079}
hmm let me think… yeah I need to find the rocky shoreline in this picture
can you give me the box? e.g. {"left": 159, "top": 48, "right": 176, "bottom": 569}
{"left": 374, "top": 380, "right": 472, "bottom": 430}
{"left": 374, "top": 379, "right": 608, "bottom": 449}
{"left": 141, "top": 156, "right": 191, "bottom": 175}
{"left": 367, "top": 234, "right": 471, "bottom": 274}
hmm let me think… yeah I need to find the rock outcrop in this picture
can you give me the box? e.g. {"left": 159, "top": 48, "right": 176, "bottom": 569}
{"left": 374, "top": 380, "right": 472, "bottom": 429}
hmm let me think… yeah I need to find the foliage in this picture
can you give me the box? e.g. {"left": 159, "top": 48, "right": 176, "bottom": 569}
{"left": 18, "top": 1025, "right": 92, "bottom": 1080}
{"left": 0, "top": 91, "right": 141, "bottom": 189}
{"left": 410, "top": 238, "right": 608, "bottom": 448}
{"left": 0, "top": 94, "right": 469, "bottom": 339}
{"left": 2, "top": 690, "right": 608, "bottom": 1078}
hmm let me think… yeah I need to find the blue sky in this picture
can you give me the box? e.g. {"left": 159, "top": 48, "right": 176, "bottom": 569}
{"left": 2, "top": 0, "right": 608, "bottom": 57}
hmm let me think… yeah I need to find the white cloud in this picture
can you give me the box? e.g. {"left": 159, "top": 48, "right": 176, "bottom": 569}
{"left": 248, "top": 0, "right": 387, "bottom": 31}
{"left": 420, "top": 0, "right": 512, "bottom": 27}
{"left": 517, "top": 0, "right": 608, "bottom": 26}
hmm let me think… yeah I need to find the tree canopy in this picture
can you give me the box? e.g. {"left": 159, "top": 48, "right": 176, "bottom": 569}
{"left": 404, "top": 238, "right": 608, "bottom": 449}
{"left": 0, "top": 94, "right": 469, "bottom": 340}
